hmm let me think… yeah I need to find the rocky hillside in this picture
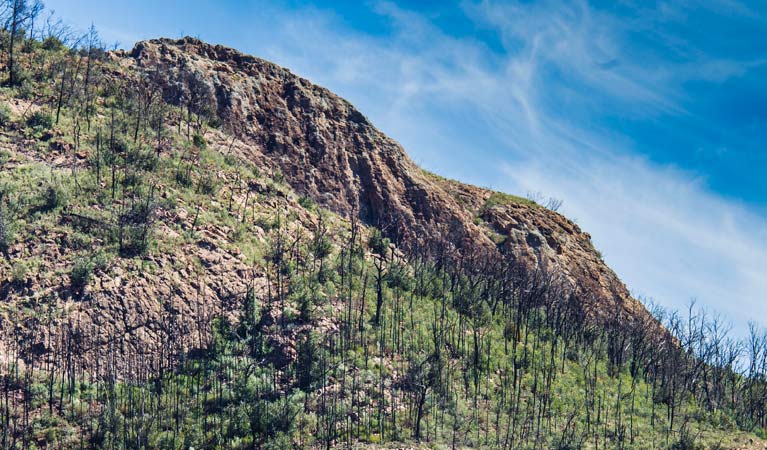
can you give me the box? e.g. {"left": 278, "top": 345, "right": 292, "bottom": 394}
{"left": 2, "top": 35, "right": 764, "bottom": 450}
{"left": 0, "top": 35, "right": 654, "bottom": 378}
{"left": 120, "top": 37, "right": 647, "bottom": 324}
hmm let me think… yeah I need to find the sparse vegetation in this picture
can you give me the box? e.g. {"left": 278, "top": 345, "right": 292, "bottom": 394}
{"left": 197, "top": 172, "right": 218, "bottom": 195}
{"left": 483, "top": 190, "right": 538, "bottom": 210}
{"left": 0, "top": 205, "right": 14, "bottom": 252}
{"left": 10, "top": 260, "right": 27, "bottom": 283}
{"left": 0, "top": 5, "right": 764, "bottom": 450}
{"left": 192, "top": 131, "right": 207, "bottom": 149}
{"left": 69, "top": 256, "right": 92, "bottom": 291}
{"left": 527, "top": 190, "right": 564, "bottom": 212}
{"left": 0, "top": 102, "right": 12, "bottom": 126}
{"left": 298, "top": 194, "right": 315, "bottom": 210}
{"left": 26, "top": 110, "right": 53, "bottom": 130}
{"left": 40, "top": 179, "right": 68, "bottom": 211}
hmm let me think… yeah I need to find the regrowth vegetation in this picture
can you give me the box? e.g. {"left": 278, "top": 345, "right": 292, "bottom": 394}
{"left": 0, "top": 5, "right": 765, "bottom": 450}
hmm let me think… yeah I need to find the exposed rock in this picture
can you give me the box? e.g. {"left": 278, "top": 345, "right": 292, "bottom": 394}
{"left": 124, "top": 37, "right": 652, "bottom": 325}
{"left": 0, "top": 37, "right": 660, "bottom": 376}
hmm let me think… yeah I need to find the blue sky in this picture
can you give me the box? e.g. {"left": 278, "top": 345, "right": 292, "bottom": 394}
{"left": 45, "top": 0, "right": 767, "bottom": 332}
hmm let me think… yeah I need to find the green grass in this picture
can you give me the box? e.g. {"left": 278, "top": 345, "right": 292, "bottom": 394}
{"left": 483, "top": 191, "right": 538, "bottom": 210}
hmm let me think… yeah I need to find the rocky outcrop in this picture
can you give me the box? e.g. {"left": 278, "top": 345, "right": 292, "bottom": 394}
{"left": 121, "top": 38, "right": 488, "bottom": 250}
{"left": 120, "top": 37, "right": 650, "bottom": 324}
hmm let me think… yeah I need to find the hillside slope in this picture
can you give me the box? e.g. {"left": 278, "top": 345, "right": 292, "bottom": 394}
{"left": 122, "top": 37, "right": 647, "bottom": 324}
{"left": 0, "top": 36, "right": 764, "bottom": 450}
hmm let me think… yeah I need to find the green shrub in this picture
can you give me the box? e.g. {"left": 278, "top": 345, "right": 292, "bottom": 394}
{"left": 0, "top": 103, "right": 12, "bottom": 127}
{"left": 175, "top": 166, "right": 193, "bottom": 187}
{"left": 255, "top": 215, "right": 277, "bottom": 231}
{"left": 125, "top": 145, "right": 158, "bottom": 172}
{"left": 223, "top": 153, "right": 239, "bottom": 167}
{"left": 121, "top": 171, "right": 143, "bottom": 188}
{"left": 11, "top": 260, "right": 27, "bottom": 284}
{"left": 385, "top": 262, "right": 413, "bottom": 291}
{"left": 368, "top": 229, "right": 390, "bottom": 256}
{"left": 708, "top": 410, "right": 736, "bottom": 431}
{"left": 483, "top": 191, "right": 536, "bottom": 211}
{"left": 16, "top": 79, "right": 35, "bottom": 100}
{"left": 10, "top": 67, "right": 30, "bottom": 88}
{"left": 197, "top": 174, "right": 218, "bottom": 195}
{"left": 669, "top": 427, "right": 703, "bottom": 450}
{"left": 296, "top": 334, "right": 319, "bottom": 389}
{"left": 26, "top": 111, "right": 53, "bottom": 130}
{"left": 91, "top": 250, "right": 113, "bottom": 272}
{"left": 116, "top": 199, "right": 156, "bottom": 257}
{"left": 192, "top": 133, "right": 207, "bottom": 149}
{"left": 311, "top": 235, "right": 332, "bottom": 260}
{"left": 65, "top": 232, "right": 92, "bottom": 250}
{"left": 42, "top": 36, "right": 65, "bottom": 51}
{"left": 0, "top": 206, "right": 14, "bottom": 252}
{"left": 298, "top": 195, "right": 315, "bottom": 210}
{"left": 112, "top": 136, "right": 131, "bottom": 154}
{"left": 121, "top": 200, "right": 156, "bottom": 226}
{"left": 208, "top": 117, "right": 222, "bottom": 129}
{"left": 70, "top": 257, "right": 93, "bottom": 292}
{"left": 40, "top": 181, "right": 68, "bottom": 211}
{"left": 119, "top": 224, "right": 153, "bottom": 257}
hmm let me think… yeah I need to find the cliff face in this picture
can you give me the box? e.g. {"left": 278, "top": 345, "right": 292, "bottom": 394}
{"left": 125, "top": 38, "right": 484, "bottom": 249}
{"left": 122, "top": 37, "right": 647, "bottom": 323}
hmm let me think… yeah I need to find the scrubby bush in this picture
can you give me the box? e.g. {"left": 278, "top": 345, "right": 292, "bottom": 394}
{"left": 298, "top": 195, "right": 315, "bottom": 210}
{"left": 120, "top": 227, "right": 152, "bottom": 258}
{"left": 192, "top": 132, "right": 207, "bottom": 149}
{"left": 126, "top": 145, "right": 158, "bottom": 172}
{"left": 42, "top": 36, "right": 65, "bottom": 51}
{"left": 26, "top": 111, "right": 53, "bottom": 130}
{"left": 11, "top": 260, "right": 27, "bottom": 284}
{"left": 197, "top": 174, "right": 218, "bottom": 195}
{"left": 669, "top": 427, "right": 703, "bottom": 450}
{"left": 0, "top": 206, "right": 14, "bottom": 252}
{"left": 91, "top": 251, "right": 113, "bottom": 272}
{"left": 112, "top": 136, "right": 131, "bottom": 154}
{"left": 296, "top": 334, "right": 320, "bottom": 390}
{"left": 208, "top": 117, "right": 222, "bottom": 129}
{"left": 118, "top": 201, "right": 156, "bottom": 257}
{"left": 65, "top": 232, "right": 92, "bottom": 250}
{"left": 40, "top": 181, "right": 68, "bottom": 211}
{"left": 10, "top": 67, "right": 30, "bottom": 88}
{"left": 121, "top": 200, "right": 155, "bottom": 226}
{"left": 121, "top": 171, "right": 144, "bottom": 188}
{"left": 70, "top": 257, "right": 93, "bottom": 292}
{"left": 368, "top": 229, "right": 390, "bottom": 256}
{"left": 16, "top": 79, "right": 36, "bottom": 99}
{"left": 0, "top": 103, "right": 13, "bottom": 127}
{"left": 310, "top": 235, "right": 332, "bottom": 260}
{"left": 175, "top": 168, "right": 193, "bottom": 187}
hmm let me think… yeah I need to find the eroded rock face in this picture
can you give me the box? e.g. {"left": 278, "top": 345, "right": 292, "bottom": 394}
{"left": 123, "top": 38, "right": 486, "bottom": 250}
{"left": 122, "top": 37, "right": 651, "bottom": 324}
